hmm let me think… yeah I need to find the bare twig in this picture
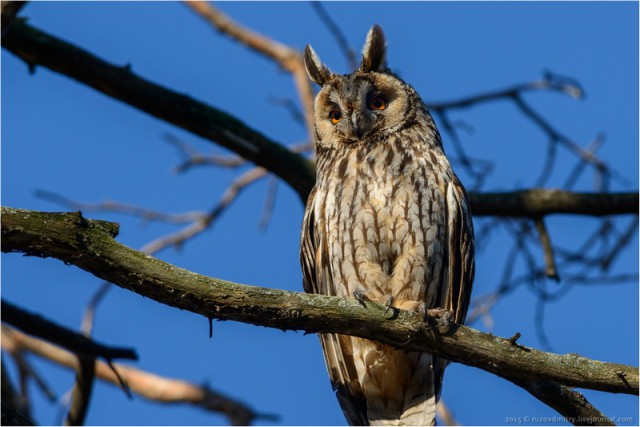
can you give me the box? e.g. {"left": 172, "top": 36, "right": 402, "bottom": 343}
{"left": 183, "top": 1, "right": 315, "bottom": 134}
{"left": 534, "top": 217, "right": 560, "bottom": 280}
{"left": 36, "top": 189, "right": 204, "bottom": 224}
{"left": 267, "top": 96, "right": 306, "bottom": 127}
{"left": 428, "top": 73, "right": 584, "bottom": 111}
{"left": 310, "top": 3, "right": 357, "bottom": 70}
{"left": 140, "top": 167, "right": 268, "bottom": 254}
{"left": 66, "top": 282, "right": 113, "bottom": 426}
{"left": 436, "top": 399, "right": 460, "bottom": 426}
{"left": 258, "top": 177, "right": 279, "bottom": 230}
{"left": 564, "top": 134, "right": 606, "bottom": 190}
{"left": 81, "top": 282, "right": 111, "bottom": 335}
{"left": 64, "top": 354, "right": 95, "bottom": 426}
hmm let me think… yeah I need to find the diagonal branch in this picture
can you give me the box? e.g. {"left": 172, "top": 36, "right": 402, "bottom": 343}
{"left": 1, "top": 20, "right": 316, "bottom": 201}
{"left": 1, "top": 0, "right": 27, "bottom": 37}
{"left": 1, "top": 207, "right": 637, "bottom": 403}
{"left": 1, "top": 300, "right": 138, "bottom": 363}
{"left": 517, "top": 380, "right": 616, "bottom": 426}
{"left": 1, "top": 325, "right": 276, "bottom": 426}
{"left": 183, "top": 1, "right": 315, "bottom": 134}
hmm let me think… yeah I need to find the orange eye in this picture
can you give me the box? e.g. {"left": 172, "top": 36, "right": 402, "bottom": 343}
{"left": 329, "top": 109, "right": 342, "bottom": 124}
{"left": 368, "top": 95, "right": 386, "bottom": 110}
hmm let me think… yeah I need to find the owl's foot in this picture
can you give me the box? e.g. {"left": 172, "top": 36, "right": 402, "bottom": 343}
{"left": 384, "top": 295, "right": 394, "bottom": 314}
{"left": 418, "top": 305, "right": 454, "bottom": 330}
{"left": 353, "top": 288, "right": 369, "bottom": 307}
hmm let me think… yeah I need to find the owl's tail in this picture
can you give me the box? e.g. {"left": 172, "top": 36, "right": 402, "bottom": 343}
{"left": 359, "top": 343, "right": 438, "bottom": 426}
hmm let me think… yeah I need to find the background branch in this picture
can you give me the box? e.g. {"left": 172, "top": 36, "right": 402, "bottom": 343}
{"left": 518, "top": 380, "right": 616, "bottom": 426}
{"left": 183, "top": 1, "right": 316, "bottom": 134}
{"left": 1, "top": 0, "right": 27, "bottom": 37}
{"left": 1, "top": 325, "right": 274, "bottom": 426}
{"left": 468, "top": 189, "right": 637, "bottom": 217}
{"left": 1, "top": 19, "right": 316, "bottom": 201}
{"left": 1, "top": 300, "right": 138, "bottom": 364}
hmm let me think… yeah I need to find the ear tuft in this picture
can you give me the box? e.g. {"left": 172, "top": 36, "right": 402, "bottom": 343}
{"left": 304, "top": 45, "right": 332, "bottom": 86}
{"left": 359, "top": 24, "right": 387, "bottom": 73}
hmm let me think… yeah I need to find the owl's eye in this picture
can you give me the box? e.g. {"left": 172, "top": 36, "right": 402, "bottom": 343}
{"left": 368, "top": 95, "right": 386, "bottom": 110}
{"left": 329, "top": 109, "right": 342, "bottom": 124}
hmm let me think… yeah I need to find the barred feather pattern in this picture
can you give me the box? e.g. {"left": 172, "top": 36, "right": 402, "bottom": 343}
{"left": 300, "top": 25, "right": 474, "bottom": 426}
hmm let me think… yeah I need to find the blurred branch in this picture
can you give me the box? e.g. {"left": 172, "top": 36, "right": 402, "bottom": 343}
{"left": 2, "top": 207, "right": 637, "bottom": 401}
{"left": 183, "top": 1, "right": 315, "bottom": 134}
{"left": 140, "top": 166, "right": 267, "bottom": 254}
{"left": 429, "top": 72, "right": 631, "bottom": 192}
{"left": 1, "top": 300, "right": 138, "bottom": 363}
{"left": 435, "top": 399, "right": 459, "bottom": 426}
{"left": 1, "top": 325, "right": 275, "bottom": 426}
{"left": 65, "top": 353, "right": 95, "bottom": 426}
{"left": 1, "top": 400, "right": 34, "bottom": 426}
{"left": 534, "top": 217, "right": 559, "bottom": 280}
{"left": 310, "top": 2, "right": 357, "bottom": 70}
{"left": 64, "top": 282, "right": 113, "bottom": 426}
{"left": 428, "top": 73, "right": 584, "bottom": 111}
{"left": 2, "top": 19, "right": 316, "bottom": 201}
{"left": 517, "top": 380, "right": 616, "bottom": 426}
{"left": 468, "top": 189, "right": 638, "bottom": 217}
{"left": 1, "top": 0, "right": 26, "bottom": 37}
{"left": 36, "top": 189, "right": 204, "bottom": 224}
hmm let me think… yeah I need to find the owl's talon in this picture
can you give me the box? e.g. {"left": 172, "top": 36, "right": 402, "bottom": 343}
{"left": 384, "top": 295, "right": 394, "bottom": 314}
{"left": 427, "top": 308, "right": 454, "bottom": 330}
{"left": 353, "top": 288, "right": 369, "bottom": 307}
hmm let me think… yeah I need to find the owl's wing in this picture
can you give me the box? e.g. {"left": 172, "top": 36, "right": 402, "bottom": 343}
{"left": 443, "top": 177, "right": 475, "bottom": 324}
{"left": 300, "top": 187, "right": 320, "bottom": 294}
{"left": 300, "top": 188, "right": 369, "bottom": 426}
{"left": 433, "top": 178, "right": 476, "bottom": 400}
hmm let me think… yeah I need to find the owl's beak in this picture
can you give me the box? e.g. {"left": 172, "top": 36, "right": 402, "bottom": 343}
{"left": 350, "top": 111, "right": 364, "bottom": 138}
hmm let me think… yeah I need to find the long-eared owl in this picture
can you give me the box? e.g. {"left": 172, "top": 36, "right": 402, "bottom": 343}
{"left": 300, "top": 25, "right": 475, "bottom": 426}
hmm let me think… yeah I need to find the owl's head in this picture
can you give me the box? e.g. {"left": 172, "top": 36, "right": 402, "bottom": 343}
{"left": 305, "top": 25, "right": 424, "bottom": 149}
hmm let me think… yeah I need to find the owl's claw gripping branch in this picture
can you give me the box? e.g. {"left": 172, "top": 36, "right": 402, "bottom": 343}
{"left": 427, "top": 308, "right": 454, "bottom": 330}
{"left": 384, "top": 295, "right": 394, "bottom": 314}
{"left": 352, "top": 288, "right": 369, "bottom": 307}
{"left": 417, "top": 305, "right": 454, "bottom": 329}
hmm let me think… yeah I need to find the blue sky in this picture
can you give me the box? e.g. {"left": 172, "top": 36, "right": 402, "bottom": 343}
{"left": 2, "top": 2, "right": 638, "bottom": 426}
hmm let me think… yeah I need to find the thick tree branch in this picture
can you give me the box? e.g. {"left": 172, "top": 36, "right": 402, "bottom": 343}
{"left": 468, "top": 189, "right": 638, "bottom": 217}
{"left": 1, "top": 1, "right": 26, "bottom": 37}
{"left": 1, "top": 207, "right": 637, "bottom": 402}
{"left": 1, "top": 20, "right": 316, "bottom": 201}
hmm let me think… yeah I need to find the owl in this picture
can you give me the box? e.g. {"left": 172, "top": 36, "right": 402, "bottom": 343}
{"left": 300, "top": 25, "right": 475, "bottom": 426}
